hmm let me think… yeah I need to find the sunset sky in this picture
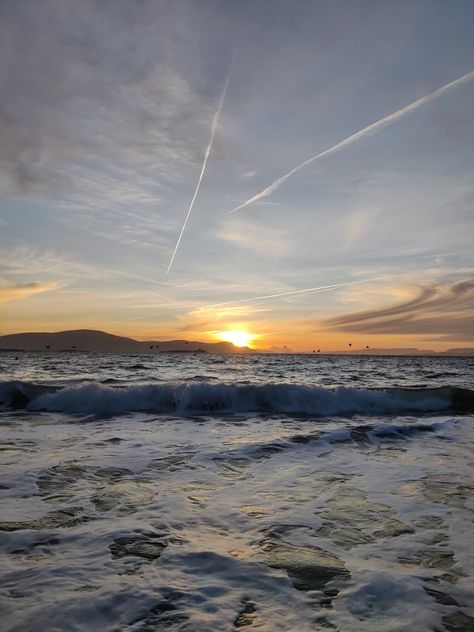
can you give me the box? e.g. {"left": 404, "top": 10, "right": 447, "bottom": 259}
{"left": 1, "top": 0, "right": 473, "bottom": 351}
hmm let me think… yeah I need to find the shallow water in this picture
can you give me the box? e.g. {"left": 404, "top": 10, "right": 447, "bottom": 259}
{"left": 0, "top": 353, "right": 473, "bottom": 631}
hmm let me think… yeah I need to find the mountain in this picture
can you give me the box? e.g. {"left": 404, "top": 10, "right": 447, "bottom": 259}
{"left": 322, "top": 347, "right": 474, "bottom": 357}
{"left": 334, "top": 347, "right": 429, "bottom": 356}
{"left": 0, "top": 330, "right": 473, "bottom": 356}
{"left": 0, "top": 329, "right": 248, "bottom": 353}
{"left": 437, "top": 348, "right": 474, "bottom": 356}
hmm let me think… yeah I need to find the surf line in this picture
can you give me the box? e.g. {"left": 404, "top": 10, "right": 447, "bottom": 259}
{"left": 227, "top": 69, "right": 474, "bottom": 215}
{"left": 166, "top": 66, "right": 232, "bottom": 274}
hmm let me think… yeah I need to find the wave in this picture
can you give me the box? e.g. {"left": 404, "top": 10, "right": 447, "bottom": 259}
{"left": 1, "top": 381, "right": 473, "bottom": 416}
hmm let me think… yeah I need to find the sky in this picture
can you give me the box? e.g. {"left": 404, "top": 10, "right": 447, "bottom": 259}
{"left": 0, "top": 0, "right": 473, "bottom": 351}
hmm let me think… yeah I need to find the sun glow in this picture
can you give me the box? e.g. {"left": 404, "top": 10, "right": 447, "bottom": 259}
{"left": 217, "top": 329, "right": 255, "bottom": 348}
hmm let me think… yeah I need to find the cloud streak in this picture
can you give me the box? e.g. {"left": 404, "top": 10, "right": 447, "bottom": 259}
{"left": 324, "top": 279, "right": 474, "bottom": 337}
{"left": 0, "top": 281, "right": 59, "bottom": 304}
{"left": 227, "top": 69, "right": 474, "bottom": 215}
{"left": 166, "top": 66, "right": 232, "bottom": 273}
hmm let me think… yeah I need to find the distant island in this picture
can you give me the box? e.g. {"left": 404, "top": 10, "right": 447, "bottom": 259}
{"left": 0, "top": 329, "right": 247, "bottom": 354}
{"left": 328, "top": 347, "right": 474, "bottom": 357}
{"left": 0, "top": 329, "right": 473, "bottom": 356}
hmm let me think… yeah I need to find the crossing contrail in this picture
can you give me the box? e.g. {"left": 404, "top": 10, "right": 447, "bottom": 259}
{"left": 166, "top": 67, "right": 232, "bottom": 273}
{"left": 227, "top": 69, "right": 474, "bottom": 215}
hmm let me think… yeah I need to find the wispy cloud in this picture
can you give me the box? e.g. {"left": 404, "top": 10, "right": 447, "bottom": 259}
{"left": 238, "top": 170, "right": 257, "bottom": 182}
{"left": 324, "top": 279, "right": 474, "bottom": 337}
{"left": 215, "top": 219, "right": 291, "bottom": 256}
{"left": 0, "top": 246, "right": 170, "bottom": 288}
{"left": 227, "top": 70, "right": 474, "bottom": 215}
{"left": 0, "top": 0, "right": 229, "bottom": 258}
{"left": 343, "top": 207, "right": 379, "bottom": 245}
{"left": 0, "top": 281, "right": 59, "bottom": 304}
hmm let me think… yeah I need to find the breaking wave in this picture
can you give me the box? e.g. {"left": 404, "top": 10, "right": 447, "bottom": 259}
{"left": 1, "top": 381, "right": 473, "bottom": 416}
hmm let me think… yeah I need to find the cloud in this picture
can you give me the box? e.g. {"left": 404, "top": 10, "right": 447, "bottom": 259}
{"left": 342, "top": 207, "right": 379, "bottom": 245}
{"left": 0, "top": 0, "right": 232, "bottom": 202}
{"left": 215, "top": 219, "right": 291, "bottom": 256}
{"left": 0, "top": 281, "right": 59, "bottom": 304}
{"left": 324, "top": 279, "right": 474, "bottom": 337}
{"left": 238, "top": 171, "right": 257, "bottom": 181}
{"left": 0, "top": 246, "right": 171, "bottom": 288}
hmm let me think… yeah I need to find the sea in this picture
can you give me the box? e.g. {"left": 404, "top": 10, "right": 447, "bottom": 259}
{"left": 0, "top": 351, "right": 473, "bottom": 632}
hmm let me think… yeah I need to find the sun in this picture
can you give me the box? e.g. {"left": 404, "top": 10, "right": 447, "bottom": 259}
{"left": 217, "top": 329, "right": 255, "bottom": 348}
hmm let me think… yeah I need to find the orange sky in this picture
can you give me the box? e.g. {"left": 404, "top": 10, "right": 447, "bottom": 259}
{"left": 1, "top": 277, "right": 472, "bottom": 352}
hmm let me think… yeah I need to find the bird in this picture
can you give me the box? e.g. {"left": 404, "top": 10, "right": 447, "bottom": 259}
{"left": 149, "top": 345, "right": 153, "bottom": 349}
{"left": 366, "top": 345, "right": 370, "bottom": 349}
{"left": 45, "top": 345, "right": 50, "bottom": 349}
{"left": 348, "top": 343, "right": 352, "bottom": 347}
{"left": 318, "top": 349, "right": 320, "bottom": 353}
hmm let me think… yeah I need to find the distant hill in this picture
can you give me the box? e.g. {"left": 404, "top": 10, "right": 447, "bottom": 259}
{"left": 437, "top": 348, "right": 474, "bottom": 357}
{"left": 259, "top": 347, "right": 474, "bottom": 356}
{"left": 0, "top": 330, "right": 473, "bottom": 356}
{"left": 329, "top": 347, "right": 474, "bottom": 357}
{"left": 0, "top": 329, "right": 248, "bottom": 354}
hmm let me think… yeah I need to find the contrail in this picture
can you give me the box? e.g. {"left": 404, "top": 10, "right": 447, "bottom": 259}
{"left": 116, "top": 276, "right": 385, "bottom": 325}
{"left": 227, "top": 69, "right": 474, "bottom": 215}
{"left": 166, "top": 67, "right": 232, "bottom": 273}
{"left": 198, "top": 276, "right": 384, "bottom": 310}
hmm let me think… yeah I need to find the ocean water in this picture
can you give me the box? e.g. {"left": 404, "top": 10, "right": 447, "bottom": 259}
{"left": 0, "top": 352, "right": 473, "bottom": 632}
